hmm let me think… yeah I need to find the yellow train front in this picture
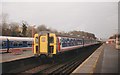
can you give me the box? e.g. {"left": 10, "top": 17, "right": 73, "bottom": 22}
{"left": 34, "top": 32, "right": 57, "bottom": 57}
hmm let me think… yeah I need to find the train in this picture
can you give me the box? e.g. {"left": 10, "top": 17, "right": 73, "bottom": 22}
{"left": 0, "top": 32, "right": 99, "bottom": 56}
{"left": 0, "top": 36, "right": 33, "bottom": 53}
{"left": 33, "top": 32, "right": 99, "bottom": 57}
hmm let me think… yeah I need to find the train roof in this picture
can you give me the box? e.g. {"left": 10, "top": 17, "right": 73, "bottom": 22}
{"left": 0, "top": 36, "right": 7, "bottom": 41}
{"left": 56, "top": 34, "right": 83, "bottom": 38}
{"left": 37, "top": 31, "right": 96, "bottom": 40}
{"left": 38, "top": 31, "right": 83, "bottom": 38}
{"left": 0, "top": 36, "right": 33, "bottom": 41}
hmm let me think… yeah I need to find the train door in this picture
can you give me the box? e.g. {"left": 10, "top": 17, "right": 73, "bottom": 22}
{"left": 34, "top": 34, "right": 39, "bottom": 55}
{"left": 40, "top": 33, "right": 57, "bottom": 55}
{"left": 39, "top": 34, "right": 48, "bottom": 54}
{"left": 49, "top": 33, "right": 57, "bottom": 55}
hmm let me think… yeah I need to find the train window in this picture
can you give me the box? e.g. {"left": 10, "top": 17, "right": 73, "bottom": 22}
{"left": 61, "top": 38, "right": 64, "bottom": 43}
{"left": 17, "top": 41, "right": 19, "bottom": 46}
{"left": 0, "top": 42, "right": 2, "bottom": 47}
{"left": 19, "top": 43, "right": 22, "bottom": 46}
{"left": 30, "top": 42, "right": 32, "bottom": 45}
{"left": 9, "top": 41, "right": 13, "bottom": 47}
{"left": 13, "top": 42, "right": 17, "bottom": 47}
{"left": 81, "top": 40, "right": 83, "bottom": 44}
{"left": 41, "top": 37, "right": 46, "bottom": 42}
{"left": 23, "top": 41, "right": 27, "bottom": 46}
{"left": 65, "top": 39, "right": 67, "bottom": 43}
{"left": 36, "top": 37, "right": 38, "bottom": 43}
{"left": 1, "top": 42, "right": 3, "bottom": 47}
{"left": 77, "top": 40, "right": 79, "bottom": 45}
{"left": 67, "top": 38, "right": 69, "bottom": 43}
{"left": 49, "top": 37, "right": 54, "bottom": 43}
{"left": 28, "top": 43, "right": 30, "bottom": 45}
{"left": 19, "top": 42, "right": 23, "bottom": 46}
{"left": 2, "top": 41, "right": 6, "bottom": 47}
{"left": 62, "top": 38, "right": 64, "bottom": 42}
{"left": 27, "top": 41, "right": 32, "bottom": 46}
{"left": 61, "top": 38, "right": 66, "bottom": 47}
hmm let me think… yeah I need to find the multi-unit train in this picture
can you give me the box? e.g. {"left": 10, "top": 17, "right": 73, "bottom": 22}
{"left": 0, "top": 36, "right": 33, "bottom": 53}
{"left": 34, "top": 32, "right": 99, "bottom": 57}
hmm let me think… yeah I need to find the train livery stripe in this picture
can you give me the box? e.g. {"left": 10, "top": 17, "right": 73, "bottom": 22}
{"left": 0, "top": 47, "right": 32, "bottom": 53}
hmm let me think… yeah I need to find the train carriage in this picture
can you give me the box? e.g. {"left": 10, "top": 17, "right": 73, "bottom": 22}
{"left": 58, "top": 37, "right": 83, "bottom": 52}
{"left": 0, "top": 36, "right": 33, "bottom": 53}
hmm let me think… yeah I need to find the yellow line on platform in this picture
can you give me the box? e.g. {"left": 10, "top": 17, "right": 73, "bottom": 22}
{"left": 90, "top": 45, "right": 104, "bottom": 73}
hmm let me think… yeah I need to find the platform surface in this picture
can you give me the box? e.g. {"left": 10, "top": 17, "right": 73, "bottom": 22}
{"left": 72, "top": 43, "right": 119, "bottom": 73}
{"left": 0, "top": 50, "right": 34, "bottom": 63}
{"left": 100, "top": 43, "right": 118, "bottom": 73}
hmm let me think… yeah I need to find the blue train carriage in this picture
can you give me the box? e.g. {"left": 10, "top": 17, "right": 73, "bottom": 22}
{"left": 59, "top": 37, "right": 84, "bottom": 52}
{"left": 33, "top": 32, "right": 99, "bottom": 57}
{"left": 0, "top": 36, "right": 33, "bottom": 53}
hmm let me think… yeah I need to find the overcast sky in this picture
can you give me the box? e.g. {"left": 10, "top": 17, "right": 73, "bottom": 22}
{"left": 1, "top": 2, "right": 118, "bottom": 39}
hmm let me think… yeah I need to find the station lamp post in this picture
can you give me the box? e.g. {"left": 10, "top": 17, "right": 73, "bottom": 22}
{"left": 32, "top": 25, "right": 36, "bottom": 53}
{"left": 82, "top": 36, "right": 85, "bottom": 47}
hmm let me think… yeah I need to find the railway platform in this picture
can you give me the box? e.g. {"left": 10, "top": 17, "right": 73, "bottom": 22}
{"left": 72, "top": 43, "right": 119, "bottom": 74}
{"left": 0, "top": 50, "right": 34, "bottom": 63}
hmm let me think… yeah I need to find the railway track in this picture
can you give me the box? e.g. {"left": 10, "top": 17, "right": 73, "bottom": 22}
{"left": 21, "top": 44, "right": 101, "bottom": 74}
{"left": 35, "top": 47, "right": 95, "bottom": 74}
{"left": 22, "top": 50, "right": 76, "bottom": 73}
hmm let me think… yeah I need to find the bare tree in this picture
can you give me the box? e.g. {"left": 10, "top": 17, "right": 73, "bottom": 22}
{"left": 26, "top": 26, "right": 37, "bottom": 37}
{"left": 26, "top": 26, "right": 32, "bottom": 37}
{"left": 21, "top": 21, "right": 28, "bottom": 37}
{"left": 9, "top": 22, "right": 20, "bottom": 36}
